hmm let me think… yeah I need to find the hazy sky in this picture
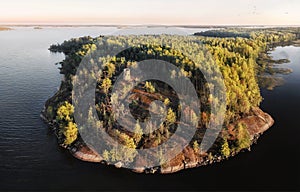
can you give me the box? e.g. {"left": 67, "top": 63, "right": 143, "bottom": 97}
{"left": 0, "top": 0, "right": 299, "bottom": 25}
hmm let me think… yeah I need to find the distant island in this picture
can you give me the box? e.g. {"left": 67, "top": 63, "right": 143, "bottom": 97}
{"left": 42, "top": 27, "right": 299, "bottom": 173}
{"left": 0, "top": 27, "right": 12, "bottom": 31}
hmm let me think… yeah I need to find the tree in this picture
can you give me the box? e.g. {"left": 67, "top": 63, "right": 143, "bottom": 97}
{"left": 56, "top": 101, "right": 74, "bottom": 122}
{"left": 105, "top": 62, "right": 116, "bottom": 78}
{"left": 165, "top": 108, "right": 176, "bottom": 126}
{"left": 235, "top": 123, "right": 251, "bottom": 151}
{"left": 102, "top": 150, "right": 110, "bottom": 161}
{"left": 133, "top": 121, "right": 143, "bottom": 143}
{"left": 221, "top": 139, "right": 231, "bottom": 158}
{"left": 46, "top": 105, "right": 54, "bottom": 119}
{"left": 101, "top": 78, "right": 112, "bottom": 94}
{"left": 163, "top": 98, "right": 170, "bottom": 106}
{"left": 208, "top": 152, "right": 214, "bottom": 162}
{"left": 63, "top": 121, "right": 78, "bottom": 145}
{"left": 192, "top": 140, "right": 200, "bottom": 154}
{"left": 190, "top": 109, "right": 198, "bottom": 127}
{"left": 144, "top": 81, "right": 155, "bottom": 93}
{"left": 56, "top": 101, "right": 78, "bottom": 145}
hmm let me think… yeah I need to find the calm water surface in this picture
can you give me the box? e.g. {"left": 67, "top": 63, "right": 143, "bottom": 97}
{"left": 0, "top": 27, "right": 299, "bottom": 191}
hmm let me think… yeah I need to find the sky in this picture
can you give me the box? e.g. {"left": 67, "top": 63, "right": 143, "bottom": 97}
{"left": 0, "top": 0, "right": 299, "bottom": 25}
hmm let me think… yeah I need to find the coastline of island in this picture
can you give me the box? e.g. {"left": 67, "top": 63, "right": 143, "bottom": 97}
{"left": 41, "top": 106, "right": 273, "bottom": 174}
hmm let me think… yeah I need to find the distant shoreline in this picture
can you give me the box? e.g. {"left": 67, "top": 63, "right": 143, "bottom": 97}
{"left": 1, "top": 24, "right": 300, "bottom": 28}
{"left": 0, "top": 27, "right": 12, "bottom": 31}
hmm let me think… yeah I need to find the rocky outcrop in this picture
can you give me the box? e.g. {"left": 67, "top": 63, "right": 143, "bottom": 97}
{"left": 159, "top": 107, "right": 274, "bottom": 174}
{"left": 244, "top": 107, "right": 274, "bottom": 138}
{"left": 48, "top": 107, "right": 273, "bottom": 174}
{"left": 71, "top": 145, "right": 102, "bottom": 163}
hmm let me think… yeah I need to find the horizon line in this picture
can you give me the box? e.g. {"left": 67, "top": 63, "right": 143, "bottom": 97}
{"left": 1, "top": 24, "right": 300, "bottom": 27}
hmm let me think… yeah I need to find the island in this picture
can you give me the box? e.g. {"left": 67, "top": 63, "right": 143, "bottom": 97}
{"left": 0, "top": 26, "right": 12, "bottom": 31}
{"left": 42, "top": 27, "right": 300, "bottom": 174}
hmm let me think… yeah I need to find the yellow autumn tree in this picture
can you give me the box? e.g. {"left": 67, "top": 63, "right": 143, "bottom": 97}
{"left": 56, "top": 101, "right": 78, "bottom": 145}
{"left": 221, "top": 139, "right": 231, "bottom": 158}
{"left": 133, "top": 121, "right": 143, "bottom": 144}
{"left": 165, "top": 108, "right": 176, "bottom": 126}
{"left": 56, "top": 101, "right": 74, "bottom": 122}
{"left": 101, "top": 78, "right": 112, "bottom": 94}
{"left": 63, "top": 121, "right": 78, "bottom": 145}
{"left": 144, "top": 81, "right": 155, "bottom": 93}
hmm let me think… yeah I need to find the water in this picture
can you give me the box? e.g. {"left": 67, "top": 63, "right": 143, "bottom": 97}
{"left": 0, "top": 27, "right": 299, "bottom": 191}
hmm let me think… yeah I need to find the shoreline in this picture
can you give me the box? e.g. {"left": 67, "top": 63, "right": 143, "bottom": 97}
{"left": 41, "top": 105, "right": 273, "bottom": 174}
{"left": 257, "top": 40, "right": 300, "bottom": 90}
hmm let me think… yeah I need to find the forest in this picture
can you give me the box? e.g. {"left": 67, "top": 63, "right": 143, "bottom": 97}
{"left": 45, "top": 27, "right": 299, "bottom": 170}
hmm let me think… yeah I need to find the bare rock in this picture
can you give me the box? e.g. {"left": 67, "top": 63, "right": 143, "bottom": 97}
{"left": 114, "top": 161, "right": 123, "bottom": 168}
